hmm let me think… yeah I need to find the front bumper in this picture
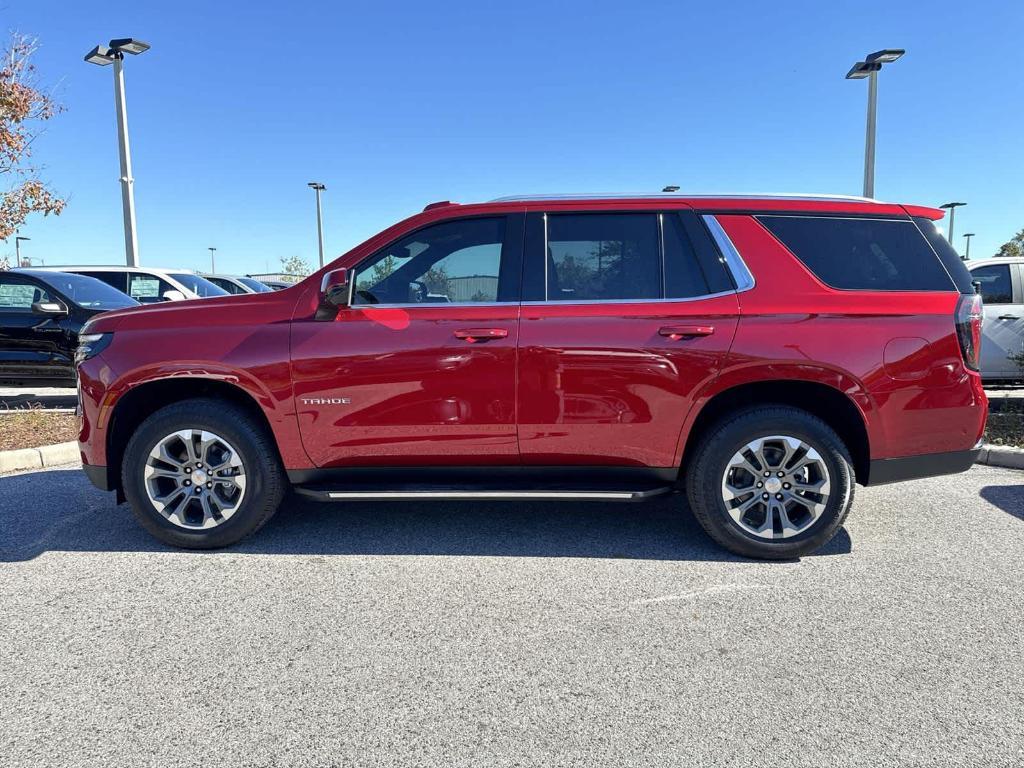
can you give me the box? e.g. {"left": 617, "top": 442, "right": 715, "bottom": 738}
{"left": 866, "top": 444, "right": 982, "bottom": 486}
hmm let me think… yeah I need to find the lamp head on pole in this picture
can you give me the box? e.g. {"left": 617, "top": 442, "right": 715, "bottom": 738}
{"left": 109, "top": 38, "right": 151, "bottom": 55}
{"left": 84, "top": 45, "right": 116, "bottom": 66}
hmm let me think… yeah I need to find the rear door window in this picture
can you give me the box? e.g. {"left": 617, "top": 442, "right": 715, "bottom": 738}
{"left": 663, "top": 213, "right": 711, "bottom": 298}
{"left": 970, "top": 264, "right": 1013, "bottom": 304}
{"left": 757, "top": 215, "right": 955, "bottom": 291}
{"left": 546, "top": 213, "right": 661, "bottom": 301}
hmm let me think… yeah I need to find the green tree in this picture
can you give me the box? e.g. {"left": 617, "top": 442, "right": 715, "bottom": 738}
{"left": 280, "top": 254, "right": 312, "bottom": 280}
{"left": 995, "top": 229, "right": 1024, "bottom": 260}
{"left": 1, "top": 33, "right": 65, "bottom": 242}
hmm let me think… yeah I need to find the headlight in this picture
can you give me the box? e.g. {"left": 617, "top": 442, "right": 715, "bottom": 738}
{"left": 76, "top": 332, "right": 113, "bottom": 364}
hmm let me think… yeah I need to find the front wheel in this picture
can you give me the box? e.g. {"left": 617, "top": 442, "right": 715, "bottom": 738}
{"left": 121, "top": 398, "right": 286, "bottom": 549}
{"left": 685, "top": 406, "right": 855, "bottom": 560}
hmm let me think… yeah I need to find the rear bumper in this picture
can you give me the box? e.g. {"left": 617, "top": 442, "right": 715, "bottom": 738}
{"left": 866, "top": 445, "right": 981, "bottom": 486}
{"left": 83, "top": 462, "right": 113, "bottom": 492}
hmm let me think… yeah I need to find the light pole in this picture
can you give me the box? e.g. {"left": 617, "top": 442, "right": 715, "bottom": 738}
{"left": 308, "top": 182, "right": 326, "bottom": 268}
{"left": 15, "top": 236, "right": 30, "bottom": 265}
{"left": 940, "top": 202, "right": 966, "bottom": 248}
{"left": 963, "top": 232, "right": 975, "bottom": 260}
{"left": 846, "top": 49, "right": 905, "bottom": 198}
{"left": 84, "top": 38, "right": 150, "bottom": 267}
{"left": 208, "top": 247, "right": 217, "bottom": 272}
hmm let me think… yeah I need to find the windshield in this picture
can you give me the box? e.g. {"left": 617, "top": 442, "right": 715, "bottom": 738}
{"left": 237, "top": 277, "right": 273, "bottom": 293}
{"left": 168, "top": 273, "right": 230, "bottom": 297}
{"left": 44, "top": 272, "right": 139, "bottom": 310}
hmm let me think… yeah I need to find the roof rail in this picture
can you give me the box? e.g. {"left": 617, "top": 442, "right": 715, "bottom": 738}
{"left": 489, "top": 192, "right": 884, "bottom": 204}
{"left": 423, "top": 200, "right": 458, "bottom": 211}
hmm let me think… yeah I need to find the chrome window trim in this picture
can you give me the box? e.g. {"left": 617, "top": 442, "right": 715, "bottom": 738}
{"left": 702, "top": 215, "right": 755, "bottom": 293}
{"left": 521, "top": 289, "right": 738, "bottom": 307}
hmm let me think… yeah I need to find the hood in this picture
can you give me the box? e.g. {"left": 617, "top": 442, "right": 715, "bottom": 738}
{"left": 81, "top": 290, "right": 300, "bottom": 334}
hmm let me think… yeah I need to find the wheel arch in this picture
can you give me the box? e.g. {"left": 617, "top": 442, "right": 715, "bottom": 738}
{"left": 679, "top": 378, "right": 873, "bottom": 485}
{"left": 106, "top": 377, "right": 285, "bottom": 496}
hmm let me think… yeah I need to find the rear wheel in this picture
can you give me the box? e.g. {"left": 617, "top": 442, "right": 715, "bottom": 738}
{"left": 121, "top": 398, "right": 285, "bottom": 549}
{"left": 686, "top": 406, "right": 854, "bottom": 559}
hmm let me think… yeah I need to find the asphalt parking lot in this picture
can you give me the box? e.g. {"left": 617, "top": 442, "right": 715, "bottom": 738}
{"left": 1, "top": 463, "right": 1022, "bottom": 767}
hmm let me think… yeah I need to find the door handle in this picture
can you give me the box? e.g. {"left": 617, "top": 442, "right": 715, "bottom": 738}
{"left": 659, "top": 325, "right": 715, "bottom": 340}
{"left": 453, "top": 328, "right": 509, "bottom": 343}
{"left": 997, "top": 314, "right": 1020, "bottom": 320}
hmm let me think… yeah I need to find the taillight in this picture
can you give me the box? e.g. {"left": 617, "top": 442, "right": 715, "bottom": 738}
{"left": 955, "top": 293, "right": 983, "bottom": 371}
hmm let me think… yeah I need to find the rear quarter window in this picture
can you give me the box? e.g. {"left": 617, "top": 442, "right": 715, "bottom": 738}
{"left": 757, "top": 215, "right": 955, "bottom": 292}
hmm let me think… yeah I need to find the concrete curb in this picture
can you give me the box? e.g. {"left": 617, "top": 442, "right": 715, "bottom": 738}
{"left": 976, "top": 444, "right": 1024, "bottom": 470}
{"left": 0, "top": 441, "right": 79, "bottom": 474}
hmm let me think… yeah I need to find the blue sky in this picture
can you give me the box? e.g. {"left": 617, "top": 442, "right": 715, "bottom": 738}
{"left": 5, "top": 0, "right": 1023, "bottom": 274}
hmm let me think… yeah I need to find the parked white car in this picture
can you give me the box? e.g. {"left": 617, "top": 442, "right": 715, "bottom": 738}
{"left": 966, "top": 258, "right": 1024, "bottom": 381}
{"left": 28, "top": 266, "right": 229, "bottom": 303}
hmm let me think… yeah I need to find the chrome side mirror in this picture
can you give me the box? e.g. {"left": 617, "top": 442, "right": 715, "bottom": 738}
{"left": 31, "top": 300, "right": 68, "bottom": 317}
{"left": 321, "top": 268, "right": 350, "bottom": 307}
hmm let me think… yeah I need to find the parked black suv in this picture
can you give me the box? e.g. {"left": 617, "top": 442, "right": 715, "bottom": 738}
{"left": 0, "top": 269, "right": 138, "bottom": 387}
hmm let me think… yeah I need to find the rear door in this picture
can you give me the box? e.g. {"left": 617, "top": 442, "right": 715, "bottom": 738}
{"left": 970, "top": 262, "right": 1024, "bottom": 379}
{"left": 516, "top": 208, "right": 740, "bottom": 468}
{"left": 0, "top": 274, "right": 71, "bottom": 383}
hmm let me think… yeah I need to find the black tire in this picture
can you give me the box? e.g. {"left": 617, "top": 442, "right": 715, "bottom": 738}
{"left": 685, "top": 405, "right": 855, "bottom": 560}
{"left": 121, "top": 398, "right": 286, "bottom": 549}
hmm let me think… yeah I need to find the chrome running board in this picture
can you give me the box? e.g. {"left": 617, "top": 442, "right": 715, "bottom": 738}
{"left": 294, "top": 486, "right": 672, "bottom": 502}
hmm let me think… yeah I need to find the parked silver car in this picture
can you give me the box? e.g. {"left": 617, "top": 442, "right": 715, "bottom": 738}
{"left": 201, "top": 274, "right": 275, "bottom": 294}
{"left": 967, "top": 258, "right": 1024, "bottom": 381}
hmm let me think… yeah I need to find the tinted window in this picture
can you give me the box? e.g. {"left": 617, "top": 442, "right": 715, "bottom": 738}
{"left": 547, "top": 214, "right": 660, "bottom": 301}
{"left": 913, "top": 217, "right": 975, "bottom": 293}
{"left": 0, "top": 278, "right": 50, "bottom": 311}
{"left": 168, "top": 274, "right": 230, "bottom": 297}
{"left": 80, "top": 271, "right": 127, "bottom": 293}
{"left": 41, "top": 272, "right": 137, "bottom": 310}
{"left": 970, "top": 264, "right": 1013, "bottom": 304}
{"left": 238, "top": 277, "right": 273, "bottom": 293}
{"left": 758, "top": 216, "right": 955, "bottom": 291}
{"left": 206, "top": 277, "right": 245, "bottom": 294}
{"left": 354, "top": 217, "right": 507, "bottom": 305}
{"left": 663, "top": 213, "right": 710, "bottom": 298}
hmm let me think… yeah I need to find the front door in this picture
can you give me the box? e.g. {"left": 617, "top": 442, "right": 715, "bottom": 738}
{"left": 291, "top": 214, "right": 523, "bottom": 467}
{"left": 971, "top": 262, "right": 1024, "bottom": 379}
{"left": 516, "top": 209, "right": 740, "bottom": 469}
{"left": 0, "top": 274, "right": 71, "bottom": 384}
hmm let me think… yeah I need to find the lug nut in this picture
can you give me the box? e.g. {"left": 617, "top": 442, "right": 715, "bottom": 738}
{"left": 206, "top": 482, "right": 213, "bottom": 488}
{"left": 776, "top": 493, "right": 783, "bottom": 500}
{"left": 184, "top": 479, "right": 191, "bottom": 486}
{"left": 763, "top": 471, "right": 770, "bottom": 477}
{"left": 756, "top": 482, "right": 763, "bottom": 488}
{"left": 783, "top": 483, "right": 791, "bottom": 490}
{"left": 777, "top": 471, "right": 784, "bottom": 477}
{"left": 196, "top": 463, "right": 203, "bottom": 468}
{"left": 762, "top": 493, "right": 769, "bottom": 500}
{"left": 185, "top": 467, "right": 191, "bottom": 474}
{"left": 194, "top": 486, "right": 202, "bottom": 494}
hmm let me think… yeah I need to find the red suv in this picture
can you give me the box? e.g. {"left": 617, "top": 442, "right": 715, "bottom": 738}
{"left": 76, "top": 194, "right": 987, "bottom": 559}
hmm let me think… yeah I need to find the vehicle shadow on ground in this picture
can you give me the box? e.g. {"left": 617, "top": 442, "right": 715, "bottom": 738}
{"left": 0, "top": 468, "right": 852, "bottom": 563}
{"left": 979, "top": 484, "right": 1024, "bottom": 522}
{"left": 0, "top": 389, "right": 78, "bottom": 411}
